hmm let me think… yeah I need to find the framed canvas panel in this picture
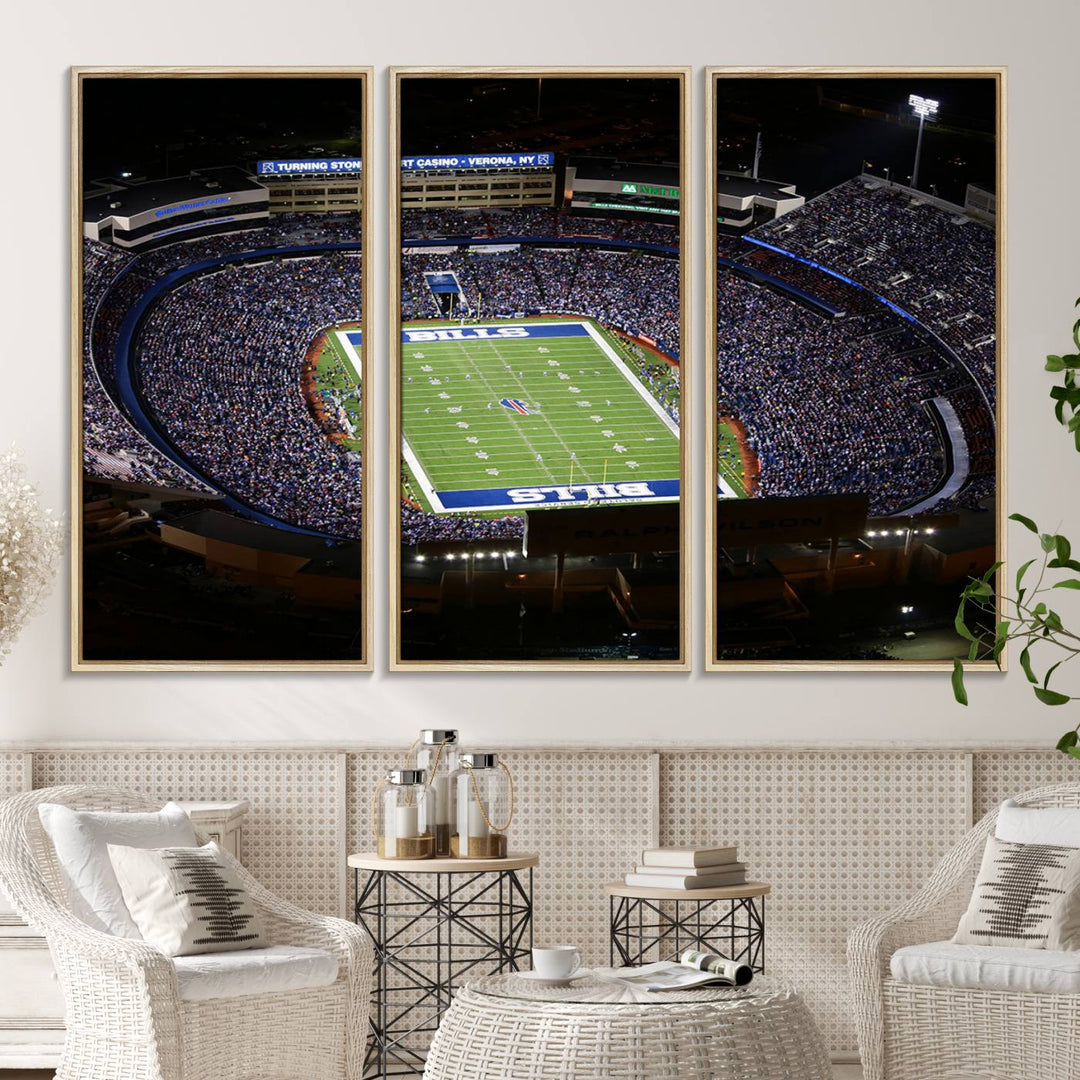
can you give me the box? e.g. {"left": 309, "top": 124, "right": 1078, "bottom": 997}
{"left": 705, "top": 68, "right": 1005, "bottom": 671}
{"left": 72, "top": 68, "right": 373, "bottom": 669}
{"left": 390, "top": 67, "right": 691, "bottom": 670}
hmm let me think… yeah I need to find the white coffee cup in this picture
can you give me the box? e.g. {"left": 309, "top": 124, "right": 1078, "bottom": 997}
{"left": 532, "top": 945, "right": 581, "bottom": 979}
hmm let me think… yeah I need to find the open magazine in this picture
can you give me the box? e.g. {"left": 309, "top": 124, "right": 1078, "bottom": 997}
{"left": 595, "top": 949, "right": 753, "bottom": 992}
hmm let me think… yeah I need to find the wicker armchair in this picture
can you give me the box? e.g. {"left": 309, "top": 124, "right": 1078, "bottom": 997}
{"left": 0, "top": 786, "right": 373, "bottom": 1080}
{"left": 849, "top": 782, "right": 1080, "bottom": 1080}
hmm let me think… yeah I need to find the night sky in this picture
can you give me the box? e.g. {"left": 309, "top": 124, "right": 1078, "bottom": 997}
{"left": 715, "top": 76, "right": 997, "bottom": 203}
{"left": 399, "top": 76, "right": 681, "bottom": 164}
{"left": 81, "top": 76, "right": 364, "bottom": 182}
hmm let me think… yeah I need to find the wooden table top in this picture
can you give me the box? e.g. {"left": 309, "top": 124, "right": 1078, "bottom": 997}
{"left": 348, "top": 851, "right": 540, "bottom": 873}
{"left": 604, "top": 880, "right": 771, "bottom": 901}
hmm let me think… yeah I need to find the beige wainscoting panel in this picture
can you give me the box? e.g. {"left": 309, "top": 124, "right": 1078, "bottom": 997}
{"left": 32, "top": 751, "right": 342, "bottom": 916}
{"left": 499, "top": 751, "right": 655, "bottom": 967}
{"left": 346, "top": 751, "right": 655, "bottom": 970}
{"left": 971, "top": 750, "right": 1080, "bottom": 819}
{"left": 0, "top": 755, "right": 29, "bottom": 796}
{"left": 659, "top": 751, "right": 969, "bottom": 1053}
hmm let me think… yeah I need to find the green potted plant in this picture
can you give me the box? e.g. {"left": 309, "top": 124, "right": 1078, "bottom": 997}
{"left": 952, "top": 299, "right": 1080, "bottom": 758}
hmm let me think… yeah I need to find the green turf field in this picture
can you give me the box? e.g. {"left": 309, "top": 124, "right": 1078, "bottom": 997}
{"left": 400, "top": 318, "right": 680, "bottom": 514}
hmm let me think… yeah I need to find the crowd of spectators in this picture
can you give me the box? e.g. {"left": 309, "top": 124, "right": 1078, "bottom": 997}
{"left": 402, "top": 246, "right": 680, "bottom": 358}
{"left": 715, "top": 272, "right": 957, "bottom": 515}
{"left": 714, "top": 181, "right": 998, "bottom": 515}
{"left": 82, "top": 240, "right": 211, "bottom": 490}
{"left": 757, "top": 180, "right": 996, "bottom": 408}
{"left": 136, "top": 254, "right": 364, "bottom": 539}
{"left": 401, "top": 207, "right": 677, "bottom": 247}
{"left": 83, "top": 214, "right": 363, "bottom": 496}
{"left": 400, "top": 503, "right": 524, "bottom": 546}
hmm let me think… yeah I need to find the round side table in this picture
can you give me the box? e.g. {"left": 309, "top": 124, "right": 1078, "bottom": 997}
{"left": 606, "top": 880, "right": 771, "bottom": 971}
{"left": 423, "top": 972, "right": 831, "bottom": 1080}
{"left": 349, "top": 852, "right": 539, "bottom": 1078}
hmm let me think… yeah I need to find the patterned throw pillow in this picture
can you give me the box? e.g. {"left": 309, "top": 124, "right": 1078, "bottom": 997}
{"left": 107, "top": 841, "right": 266, "bottom": 957}
{"left": 953, "top": 835, "right": 1080, "bottom": 949}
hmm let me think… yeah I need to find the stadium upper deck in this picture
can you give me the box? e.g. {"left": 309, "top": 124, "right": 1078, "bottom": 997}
{"left": 83, "top": 167, "right": 269, "bottom": 250}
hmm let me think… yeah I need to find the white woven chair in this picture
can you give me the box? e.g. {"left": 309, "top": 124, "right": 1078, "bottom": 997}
{"left": 849, "top": 782, "right": 1080, "bottom": 1080}
{"left": 0, "top": 785, "right": 373, "bottom": 1080}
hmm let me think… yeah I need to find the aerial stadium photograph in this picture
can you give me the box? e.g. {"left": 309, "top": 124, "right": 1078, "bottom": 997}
{"left": 393, "top": 70, "right": 688, "bottom": 667}
{"left": 708, "top": 70, "right": 1002, "bottom": 668}
{"left": 75, "top": 69, "right": 371, "bottom": 667}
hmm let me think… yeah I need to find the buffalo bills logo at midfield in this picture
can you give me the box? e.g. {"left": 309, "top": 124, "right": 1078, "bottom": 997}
{"left": 500, "top": 398, "right": 533, "bottom": 416}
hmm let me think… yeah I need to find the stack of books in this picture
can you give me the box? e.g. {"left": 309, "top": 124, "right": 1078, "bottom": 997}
{"left": 624, "top": 845, "right": 747, "bottom": 890}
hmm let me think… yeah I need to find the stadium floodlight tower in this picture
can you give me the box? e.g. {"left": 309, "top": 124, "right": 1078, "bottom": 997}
{"left": 908, "top": 93, "right": 939, "bottom": 191}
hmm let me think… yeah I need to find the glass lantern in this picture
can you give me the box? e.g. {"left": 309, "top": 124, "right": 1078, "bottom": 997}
{"left": 452, "top": 753, "right": 513, "bottom": 859}
{"left": 415, "top": 729, "right": 461, "bottom": 857}
{"left": 376, "top": 769, "right": 435, "bottom": 859}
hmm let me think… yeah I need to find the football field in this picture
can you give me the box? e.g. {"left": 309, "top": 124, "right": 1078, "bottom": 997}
{"left": 400, "top": 319, "right": 681, "bottom": 514}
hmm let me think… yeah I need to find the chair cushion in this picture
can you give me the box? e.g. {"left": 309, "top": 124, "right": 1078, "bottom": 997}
{"left": 38, "top": 802, "right": 197, "bottom": 937}
{"left": 892, "top": 940, "right": 1080, "bottom": 995}
{"left": 997, "top": 798, "right": 1080, "bottom": 847}
{"left": 173, "top": 945, "right": 339, "bottom": 1002}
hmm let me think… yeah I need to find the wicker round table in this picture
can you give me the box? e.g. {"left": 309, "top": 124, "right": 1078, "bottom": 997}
{"left": 423, "top": 972, "right": 831, "bottom": 1079}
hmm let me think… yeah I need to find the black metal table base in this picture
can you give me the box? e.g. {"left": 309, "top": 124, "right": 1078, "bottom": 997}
{"left": 609, "top": 893, "right": 765, "bottom": 971}
{"left": 355, "top": 866, "right": 533, "bottom": 1078}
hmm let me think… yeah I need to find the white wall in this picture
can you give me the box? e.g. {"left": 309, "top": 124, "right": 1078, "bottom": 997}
{"left": 1, "top": 0, "right": 1078, "bottom": 748}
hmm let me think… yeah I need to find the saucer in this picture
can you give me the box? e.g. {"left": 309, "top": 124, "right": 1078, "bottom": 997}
{"left": 514, "top": 970, "right": 590, "bottom": 986}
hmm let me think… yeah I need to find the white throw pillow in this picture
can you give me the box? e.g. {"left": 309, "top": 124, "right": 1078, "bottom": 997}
{"left": 38, "top": 801, "right": 197, "bottom": 937}
{"left": 996, "top": 798, "right": 1080, "bottom": 848}
{"left": 107, "top": 841, "right": 266, "bottom": 957}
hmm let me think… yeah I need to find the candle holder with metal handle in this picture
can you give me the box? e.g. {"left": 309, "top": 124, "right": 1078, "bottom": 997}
{"left": 451, "top": 752, "right": 514, "bottom": 859}
{"left": 375, "top": 769, "right": 436, "bottom": 859}
{"left": 414, "top": 729, "right": 462, "bottom": 857}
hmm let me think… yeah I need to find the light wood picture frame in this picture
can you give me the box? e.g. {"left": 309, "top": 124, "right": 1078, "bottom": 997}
{"left": 72, "top": 67, "right": 373, "bottom": 670}
{"left": 705, "top": 67, "right": 1006, "bottom": 671}
{"left": 390, "top": 67, "right": 691, "bottom": 670}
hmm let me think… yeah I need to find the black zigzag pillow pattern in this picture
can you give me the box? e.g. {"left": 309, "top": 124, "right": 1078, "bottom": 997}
{"left": 164, "top": 846, "right": 262, "bottom": 948}
{"left": 108, "top": 841, "right": 267, "bottom": 956}
{"left": 954, "top": 835, "right": 1080, "bottom": 950}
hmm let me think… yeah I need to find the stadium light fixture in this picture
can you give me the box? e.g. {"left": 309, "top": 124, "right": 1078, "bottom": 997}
{"left": 908, "top": 94, "right": 939, "bottom": 191}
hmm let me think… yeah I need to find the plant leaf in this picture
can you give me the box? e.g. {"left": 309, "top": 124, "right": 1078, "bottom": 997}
{"left": 1067, "top": 746, "right": 1080, "bottom": 762}
{"left": 1041, "top": 533, "right": 1058, "bottom": 553}
{"left": 1044, "top": 660, "right": 1065, "bottom": 689}
{"left": 954, "top": 607, "right": 977, "bottom": 643}
{"left": 1052, "top": 579, "right": 1080, "bottom": 590}
{"left": 1010, "top": 513, "right": 1039, "bottom": 534}
{"left": 1034, "top": 687, "right": 1072, "bottom": 706}
{"left": 1016, "top": 558, "right": 1036, "bottom": 591}
{"left": 1019, "top": 645, "right": 1037, "bottom": 684}
{"left": 1057, "top": 536, "right": 1073, "bottom": 562}
{"left": 1057, "top": 731, "right": 1079, "bottom": 752}
{"left": 951, "top": 659, "right": 968, "bottom": 706}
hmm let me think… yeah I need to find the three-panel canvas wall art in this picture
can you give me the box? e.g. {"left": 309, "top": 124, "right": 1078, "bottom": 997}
{"left": 72, "top": 67, "right": 1003, "bottom": 672}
